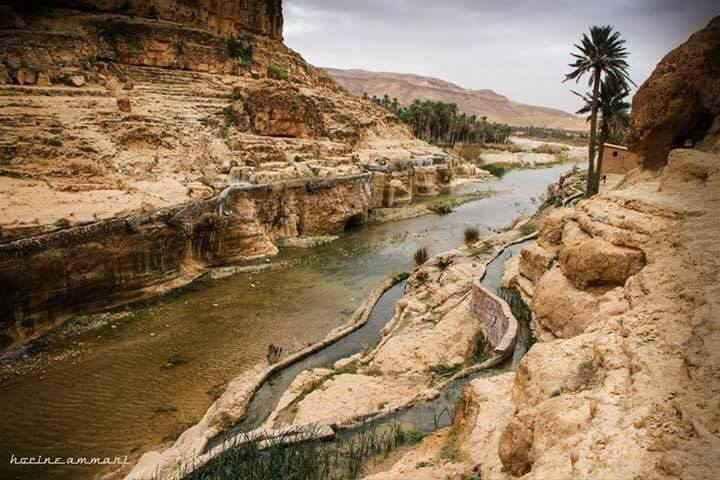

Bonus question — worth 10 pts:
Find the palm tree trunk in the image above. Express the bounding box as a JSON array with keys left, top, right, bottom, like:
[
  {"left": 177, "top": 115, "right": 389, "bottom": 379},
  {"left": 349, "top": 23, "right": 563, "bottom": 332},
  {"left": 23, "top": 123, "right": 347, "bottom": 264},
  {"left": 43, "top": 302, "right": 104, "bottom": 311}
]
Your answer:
[
  {"left": 586, "top": 66, "right": 601, "bottom": 197},
  {"left": 595, "top": 134, "right": 606, "bottom": 194}
]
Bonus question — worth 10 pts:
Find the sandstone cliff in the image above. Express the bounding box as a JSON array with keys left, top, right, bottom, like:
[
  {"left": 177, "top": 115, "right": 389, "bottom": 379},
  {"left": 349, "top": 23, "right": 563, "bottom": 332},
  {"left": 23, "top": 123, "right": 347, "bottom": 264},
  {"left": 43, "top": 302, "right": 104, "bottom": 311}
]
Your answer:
[
  {"left": 627, "top": 15, "right": 720, "bottom": 169},
  {"left": 0, "top": 1, "right": 475, "bottom": 349}
]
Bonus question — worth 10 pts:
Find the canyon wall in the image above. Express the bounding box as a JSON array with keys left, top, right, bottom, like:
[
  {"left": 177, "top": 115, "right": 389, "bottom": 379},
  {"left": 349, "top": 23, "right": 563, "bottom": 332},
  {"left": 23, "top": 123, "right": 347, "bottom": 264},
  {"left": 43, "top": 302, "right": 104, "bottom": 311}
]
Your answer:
[
  {"left": 0, "top": 175, "right": 371, "bottom": 351},
  {"left": 3, "top": 0, "right": 283, "bottom": 39}
]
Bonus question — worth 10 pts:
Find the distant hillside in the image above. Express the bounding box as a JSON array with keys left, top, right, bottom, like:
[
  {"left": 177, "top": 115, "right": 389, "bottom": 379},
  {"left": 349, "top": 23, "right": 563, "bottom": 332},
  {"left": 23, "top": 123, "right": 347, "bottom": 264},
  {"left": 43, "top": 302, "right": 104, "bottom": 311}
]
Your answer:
[{"left": 324, "top": 68, "right": 587, "bottom": 131}]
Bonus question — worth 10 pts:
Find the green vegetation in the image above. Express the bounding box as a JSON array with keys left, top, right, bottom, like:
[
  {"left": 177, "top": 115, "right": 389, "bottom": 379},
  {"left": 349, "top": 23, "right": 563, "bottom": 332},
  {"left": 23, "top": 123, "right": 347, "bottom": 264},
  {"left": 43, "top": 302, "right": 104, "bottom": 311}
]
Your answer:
[
  {"left": 464, "top": 226, "right": 480, "bottom": 245},
  {"left": 406, "top": 430, "right": 427, "bottom": 444},
  {"left": 437, "top": 257, "right": 452, "bottom": 271},
  {"left": 471, "top": 335, "right": 488, "bottom": 364},
  {"left": 497, "top": 287, "right": 533, "bottom": 329},
  {"left": 370, "top": 96, "right": 511, "bottom": 146},
  {"left": 519, "top": 222, "right": 537, "bottom": 237},
  {"left": 392, "top": 271, "right": 410, "bottom": 283},
  {"left": 227, "top": 36, "right": 253, "bottom": 65},
  {"left": 511, "top": 126, "right": 588, "bottom": 145},
  {"left": 414, "top": 246, "right": 429, "bottom": 266},
  {"left": 481, "top": 163, "right": 507, "bottom": 178},
  {"left": 565, "top": 25, "right": 633, "bottom": 197},
  {"left": 183, "top": 421, "right": 411, "bottom": 480},
  {"left": 267, "top": 63, "right": 289, "bottom": 81},
  {"left": 428, "top": 199, "right": 455, "bottom": 215}
]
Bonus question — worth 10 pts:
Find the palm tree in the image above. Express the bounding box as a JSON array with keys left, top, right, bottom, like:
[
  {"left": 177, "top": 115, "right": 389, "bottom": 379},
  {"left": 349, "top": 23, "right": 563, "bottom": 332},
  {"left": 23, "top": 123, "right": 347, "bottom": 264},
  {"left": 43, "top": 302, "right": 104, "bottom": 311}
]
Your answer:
[
  {"left": 575, "top": 77, "right": 631, "bottom": 193},
  {"left": 565, "top": 25, "right": 633, "bottom": 196}
]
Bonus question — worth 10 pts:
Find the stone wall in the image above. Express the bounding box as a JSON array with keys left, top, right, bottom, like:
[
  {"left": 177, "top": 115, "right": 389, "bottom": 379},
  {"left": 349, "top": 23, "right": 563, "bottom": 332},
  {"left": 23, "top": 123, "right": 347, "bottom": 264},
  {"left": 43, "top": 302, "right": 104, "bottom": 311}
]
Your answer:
[
  {"left": 470, "top": 279, "right": 517, "bottom": 353},
  {"left": 0, "top": 174, "right": 371, "bottom": 351}
]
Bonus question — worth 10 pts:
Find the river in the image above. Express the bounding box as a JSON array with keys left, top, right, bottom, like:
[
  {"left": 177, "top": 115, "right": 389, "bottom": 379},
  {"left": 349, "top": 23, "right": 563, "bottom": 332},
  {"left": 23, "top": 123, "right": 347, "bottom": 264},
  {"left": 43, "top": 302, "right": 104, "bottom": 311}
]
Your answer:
[{"left": 0, "top": 164, "right": 572, "bottom": 480}]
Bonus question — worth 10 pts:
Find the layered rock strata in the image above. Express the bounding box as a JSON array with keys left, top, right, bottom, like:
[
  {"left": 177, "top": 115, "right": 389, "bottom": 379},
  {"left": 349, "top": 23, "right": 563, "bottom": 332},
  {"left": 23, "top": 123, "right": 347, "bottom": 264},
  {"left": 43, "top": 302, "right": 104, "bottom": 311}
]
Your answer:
[{"left": 0, "top": 175, "right": 370, "bottom": 351}]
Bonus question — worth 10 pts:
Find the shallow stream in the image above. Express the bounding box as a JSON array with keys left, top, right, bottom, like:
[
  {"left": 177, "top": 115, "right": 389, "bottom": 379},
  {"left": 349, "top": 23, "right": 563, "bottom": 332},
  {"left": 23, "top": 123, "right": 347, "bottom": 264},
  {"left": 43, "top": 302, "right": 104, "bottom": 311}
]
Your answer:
[{"left": 0, "top": 165, "right": 571, "bottom": 480}]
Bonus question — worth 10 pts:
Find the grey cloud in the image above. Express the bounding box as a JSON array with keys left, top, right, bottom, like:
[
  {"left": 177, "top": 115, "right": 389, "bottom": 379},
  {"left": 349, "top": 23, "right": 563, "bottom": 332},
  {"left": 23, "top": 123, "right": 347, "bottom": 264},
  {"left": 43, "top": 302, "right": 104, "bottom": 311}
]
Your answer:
[{"left": 285, "top": 0, "right": 718, "bottom": 113}]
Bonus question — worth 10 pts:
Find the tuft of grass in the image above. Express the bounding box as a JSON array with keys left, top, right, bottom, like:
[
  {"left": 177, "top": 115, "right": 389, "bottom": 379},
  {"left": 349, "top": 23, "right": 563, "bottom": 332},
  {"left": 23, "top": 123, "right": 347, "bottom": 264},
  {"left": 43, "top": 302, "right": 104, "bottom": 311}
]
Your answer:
[
  {"left": 267, "top": 343, "right": 283, "bottom": 364},
  {"left": 183, "top": 421, "right": 411, "bottom": 480},
  {"left": 407, "top": 430, "right": 426, "bottom": 444},
  {"left": 267, "top": 63, "right": 289, "bottom": 81},
  {"left": 429, "top": 363, "right": 463, "bottom": 378},
  {"left": 464, "top": 226, "right": 480, "bottom": 245},
  {"left": 519, "top": 222, "right": 537, "bottom": 237},
  {"left": 392, "top": 271, "right": 410, "bottom": 283},
  {"left": 437, "top": 257, "right": 452, "bottom": 271},
  {"left": 414, "top": 246, "right": 429, "bottom": 266},
  {"left": 428, "top": 199, "right": 457, "bottom": 215}
]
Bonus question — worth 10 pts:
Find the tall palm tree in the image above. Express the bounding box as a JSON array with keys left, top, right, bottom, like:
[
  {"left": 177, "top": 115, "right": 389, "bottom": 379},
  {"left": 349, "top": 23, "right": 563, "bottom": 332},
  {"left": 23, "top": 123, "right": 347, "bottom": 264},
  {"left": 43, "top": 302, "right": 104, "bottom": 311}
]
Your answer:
[
  {"left": 575, "top": 77, "right": 631, "bottom": 193},
  {"left": 565, "top": 25, "right": 633, "bottom": 196}
]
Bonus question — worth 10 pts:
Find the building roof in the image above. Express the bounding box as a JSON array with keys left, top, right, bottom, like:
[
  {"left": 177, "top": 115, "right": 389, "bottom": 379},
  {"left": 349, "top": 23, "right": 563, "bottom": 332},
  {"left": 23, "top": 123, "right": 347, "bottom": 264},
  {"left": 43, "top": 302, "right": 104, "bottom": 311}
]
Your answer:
[{"left": 604, "top": 143, "right": 628, "bottom": 151}]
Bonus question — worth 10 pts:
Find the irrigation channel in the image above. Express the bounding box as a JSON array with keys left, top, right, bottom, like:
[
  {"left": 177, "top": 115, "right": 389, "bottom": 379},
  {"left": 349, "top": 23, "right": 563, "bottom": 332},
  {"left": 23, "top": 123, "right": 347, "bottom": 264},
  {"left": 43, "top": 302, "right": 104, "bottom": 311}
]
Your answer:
[
  {"left": 0, "top": 163, "right": 573, "bottom": 480},
  {"left": 192, "top": 238, "right": 535, "bottom": 479}
]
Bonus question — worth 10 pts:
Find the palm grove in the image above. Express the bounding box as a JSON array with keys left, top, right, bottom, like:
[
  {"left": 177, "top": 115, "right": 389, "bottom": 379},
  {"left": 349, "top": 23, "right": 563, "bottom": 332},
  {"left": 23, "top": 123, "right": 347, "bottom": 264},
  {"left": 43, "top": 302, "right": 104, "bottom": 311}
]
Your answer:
[
  {"left": 366, "top": 95, "right": 513, "bottom": 146},
  {"left": 565, "top": 25, "right": 633, "bottom": 196}
]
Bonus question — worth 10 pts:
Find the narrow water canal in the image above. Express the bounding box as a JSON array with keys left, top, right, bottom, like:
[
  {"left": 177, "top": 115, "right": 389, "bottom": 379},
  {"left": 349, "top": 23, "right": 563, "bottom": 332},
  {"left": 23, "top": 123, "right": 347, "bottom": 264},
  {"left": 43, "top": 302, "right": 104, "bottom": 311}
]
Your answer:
[{"left": 0, "top": 164, "right": 572, "bottom": 480}]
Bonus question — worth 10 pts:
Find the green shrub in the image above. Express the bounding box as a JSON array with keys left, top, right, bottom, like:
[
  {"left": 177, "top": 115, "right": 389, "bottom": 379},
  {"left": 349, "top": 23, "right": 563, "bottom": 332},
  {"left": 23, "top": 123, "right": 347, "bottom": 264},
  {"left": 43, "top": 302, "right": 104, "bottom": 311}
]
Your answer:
[
  {"left": 464, "top": 226, "right": 480, "bottom": 245},
  {"left": 483, "top": 163, "right": 507, "bottom": 178},
  {"left": 414, "top": 246, "right": 429, "bottom": 266},
  {"left": 267, "top": 63, "right": 289, "bottom": 81},
  {"left": 226, "top": 36, "right": 253, "bottom": 65}
]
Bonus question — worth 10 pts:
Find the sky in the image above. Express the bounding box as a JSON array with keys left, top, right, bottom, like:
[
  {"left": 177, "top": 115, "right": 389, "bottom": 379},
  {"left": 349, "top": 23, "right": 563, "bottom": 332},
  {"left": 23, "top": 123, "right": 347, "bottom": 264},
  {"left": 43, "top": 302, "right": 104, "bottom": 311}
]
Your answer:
[{"left": 283, "top": 0, "right": 718, "bottom": 114}]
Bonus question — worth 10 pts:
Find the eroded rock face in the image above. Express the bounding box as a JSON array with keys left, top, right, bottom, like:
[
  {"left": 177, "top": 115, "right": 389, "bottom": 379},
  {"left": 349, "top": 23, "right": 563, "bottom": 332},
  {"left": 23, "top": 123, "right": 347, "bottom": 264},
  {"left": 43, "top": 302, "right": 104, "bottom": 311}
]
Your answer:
[
  {"left": 627, "top": 15, "right": 720, "bottom": 169},
  {"left": 233, "top": 83, "right": 326, "bottom": 138},
  {"left": 559, "top": 237, "right": 645, "bottom": 288},
  {"left": 0, "top": 175, "right": 370, "bottom": 350},
  {"left": 7, "top": 0, "right": 283, "bottom": 39},
  {"left": 458, "top": 149, "right": 720, "bottom": 479}
]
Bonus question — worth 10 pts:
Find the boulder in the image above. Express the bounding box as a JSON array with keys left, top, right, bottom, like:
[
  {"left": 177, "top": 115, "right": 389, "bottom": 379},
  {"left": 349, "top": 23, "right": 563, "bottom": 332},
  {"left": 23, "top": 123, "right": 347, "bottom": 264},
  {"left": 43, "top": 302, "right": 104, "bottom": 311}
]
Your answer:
[
  {"left": 36, "top": 72, "right": 52, "bottom": 87},
  {"left": 532, "top": 267, "right": 599, "bottom": 339},
  {"left": 117, "top": 96, "right": 132, "bottom": 113},
  {"left": 519, "top": 243, "right": 556, "bottom": 283},
  {"left": 0, "top": 64, "right": 10, "bottom": 84},
  {"left": 16, "top": 69, "right": 36, "bottom": 85},
  {"left": 105, "top": 77, "right": 121, "bottom": 91},
  {"left": 498, "top": 417, "right": 534, "bottom": 476},
  {"left": 559, "top": 237, "right": 645, "bottom": 288},
  {"left": 69, "top": 75, "right": 86, "bottom": 87},
  {"left": 627, "top": 15, "right": 720, "bottom": 169}
]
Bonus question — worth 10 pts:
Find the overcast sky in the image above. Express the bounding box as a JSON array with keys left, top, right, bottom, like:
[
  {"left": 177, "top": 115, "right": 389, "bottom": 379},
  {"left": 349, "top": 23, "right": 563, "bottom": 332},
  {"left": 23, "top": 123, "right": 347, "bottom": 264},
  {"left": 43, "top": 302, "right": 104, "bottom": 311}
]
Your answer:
[{"left": 284, "top": 0, "right": 717, "bottom": 114}]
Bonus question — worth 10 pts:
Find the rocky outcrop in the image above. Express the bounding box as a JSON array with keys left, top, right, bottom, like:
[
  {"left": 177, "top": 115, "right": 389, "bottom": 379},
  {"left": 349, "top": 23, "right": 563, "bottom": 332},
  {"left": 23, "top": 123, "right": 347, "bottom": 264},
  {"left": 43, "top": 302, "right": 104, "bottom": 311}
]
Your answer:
[
  {"left": 455, "top": 148, "right": 720, "bottom": 479},
  {"left": 5, "top": 0, "right": 283, "bottom": 39},
  {"left": 0, "top": 175, "right": 370, "bottom": 351},
  {"left": 627, "top": 15, "right": 720, "bottom": 169}
]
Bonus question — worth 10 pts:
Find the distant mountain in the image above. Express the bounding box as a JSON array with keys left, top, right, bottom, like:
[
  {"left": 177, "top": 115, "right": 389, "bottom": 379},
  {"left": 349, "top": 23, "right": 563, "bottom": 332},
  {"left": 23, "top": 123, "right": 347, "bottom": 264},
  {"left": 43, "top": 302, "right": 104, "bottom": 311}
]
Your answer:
[{"left": 324, "top": 68, "right": 587, "bottom": 131}]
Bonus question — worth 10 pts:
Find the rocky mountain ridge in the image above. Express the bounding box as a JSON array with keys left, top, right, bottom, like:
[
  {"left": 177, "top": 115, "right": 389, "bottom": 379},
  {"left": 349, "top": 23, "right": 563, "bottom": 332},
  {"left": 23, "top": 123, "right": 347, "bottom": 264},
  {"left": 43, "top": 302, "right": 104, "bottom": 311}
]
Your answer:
[{"left": 325, "top": 68, "right": 588, "bottom": 131}]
